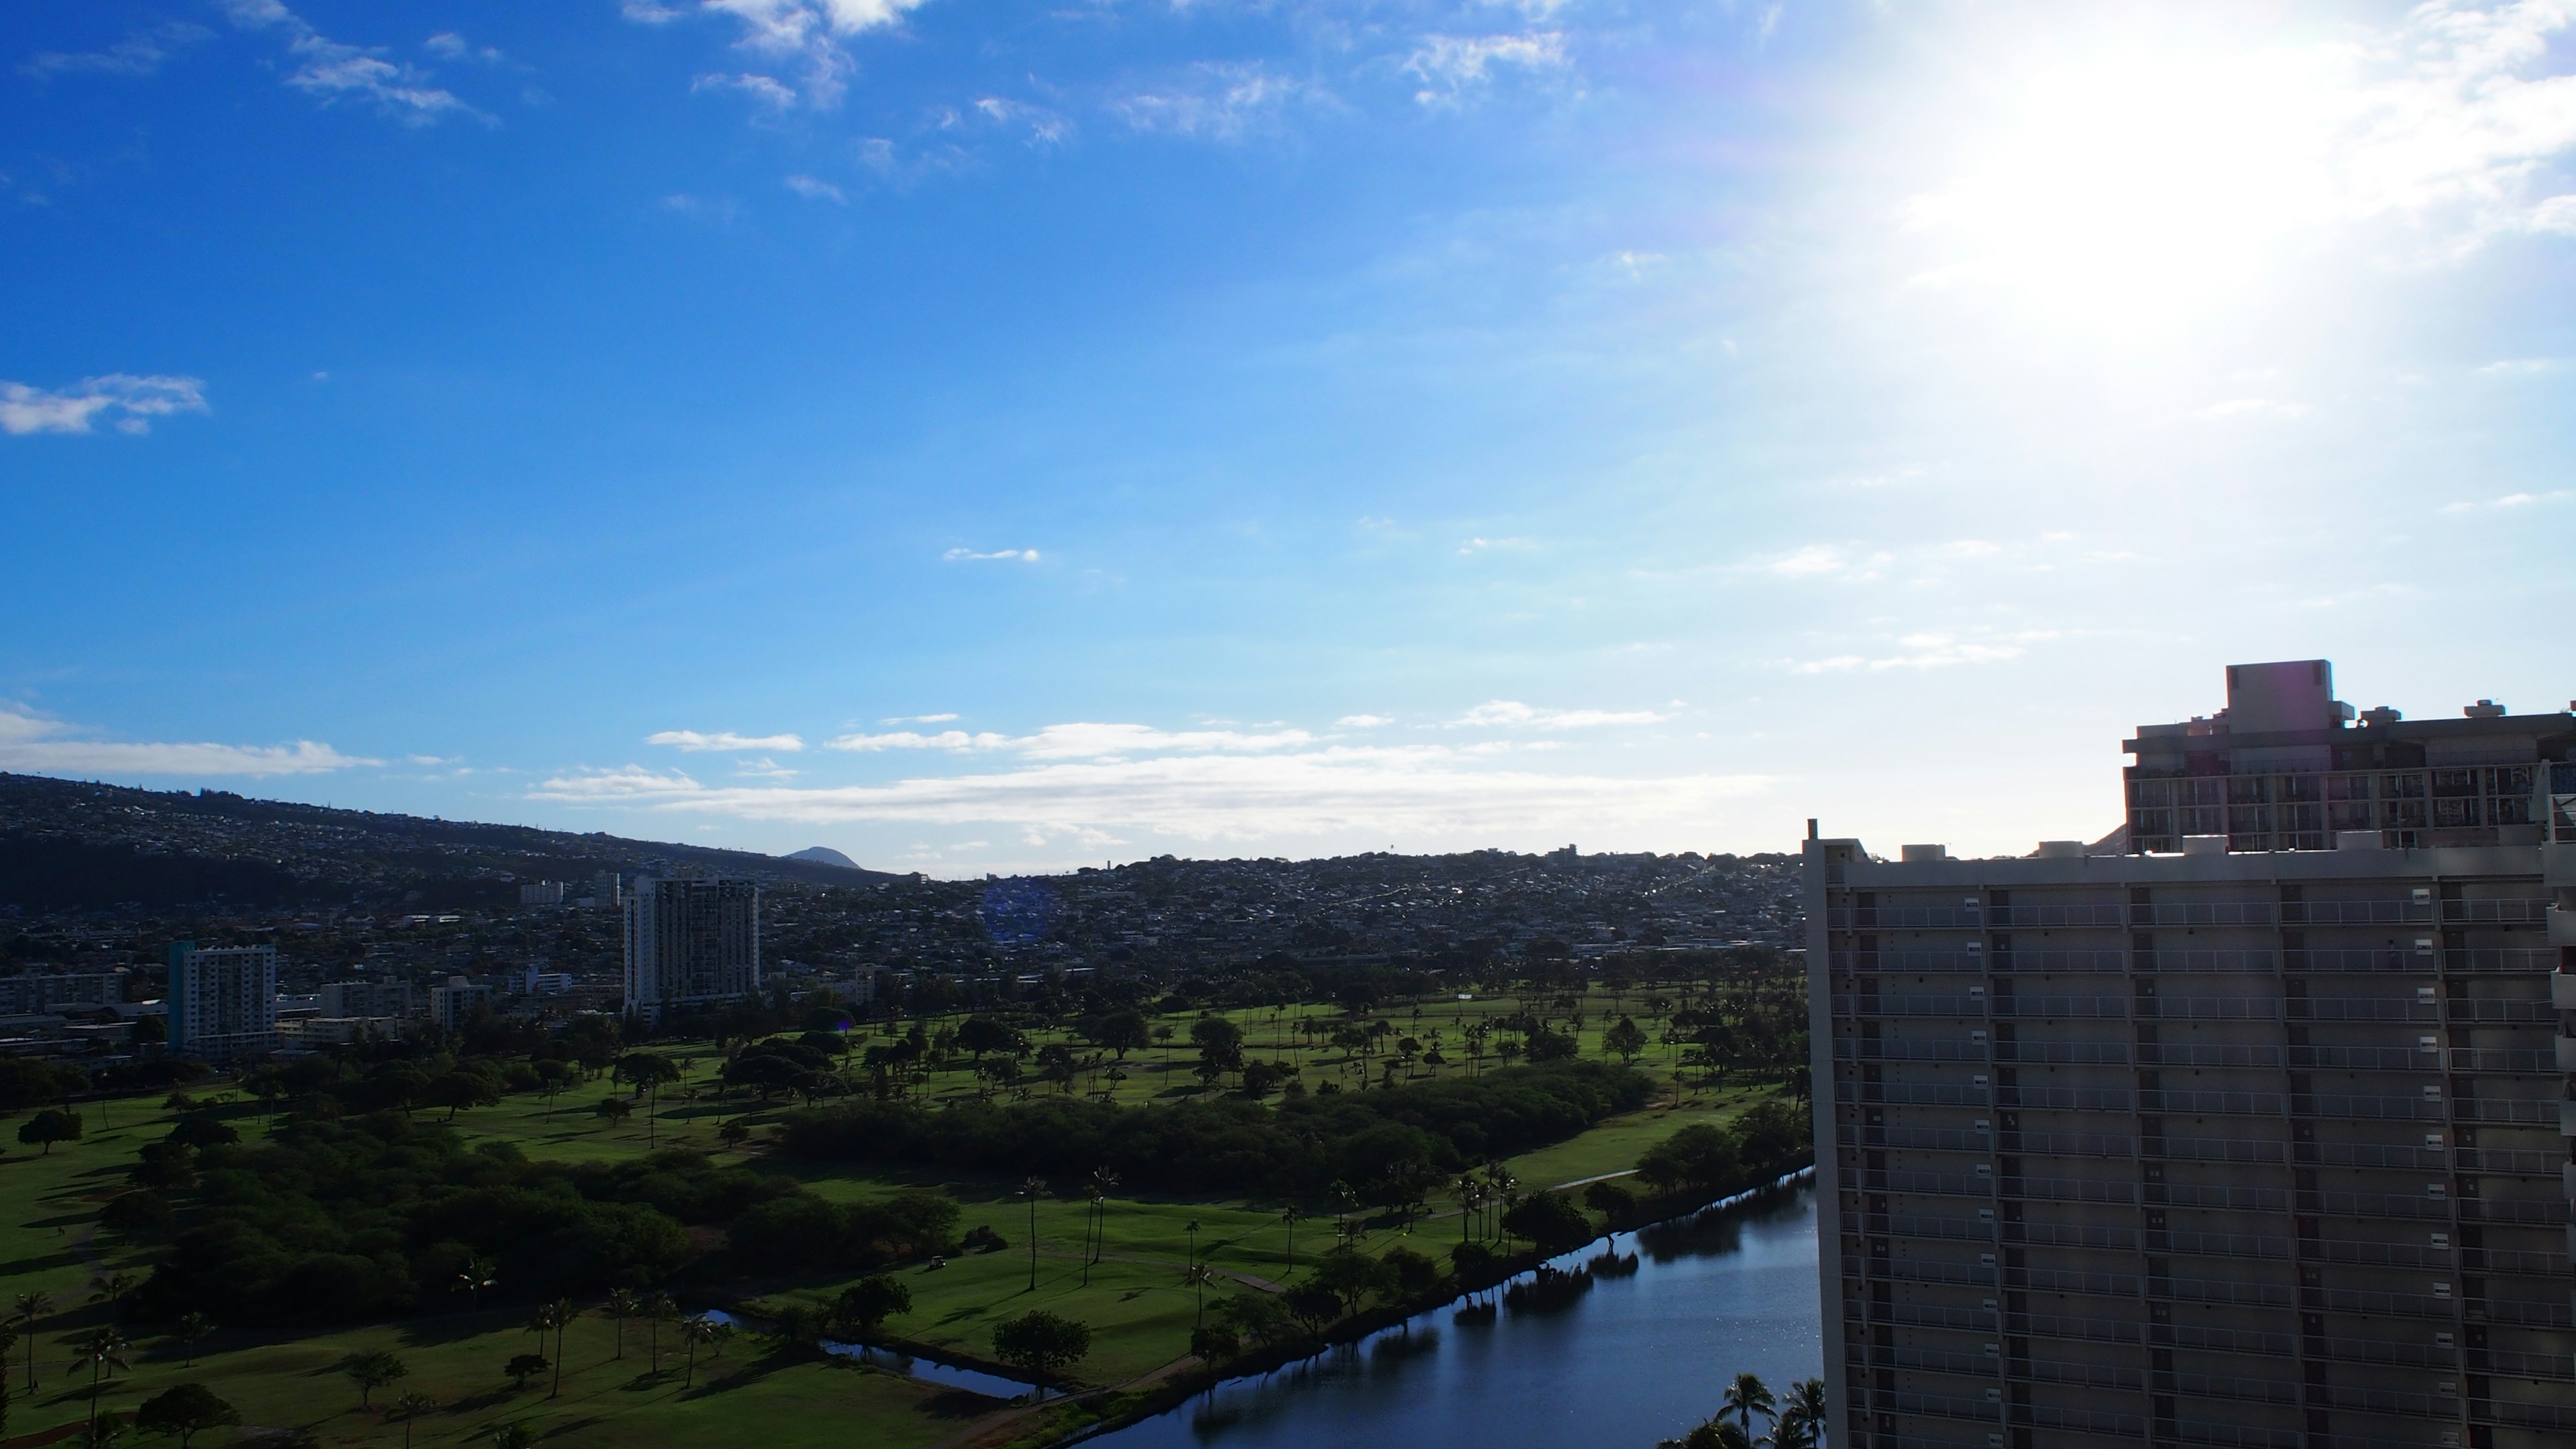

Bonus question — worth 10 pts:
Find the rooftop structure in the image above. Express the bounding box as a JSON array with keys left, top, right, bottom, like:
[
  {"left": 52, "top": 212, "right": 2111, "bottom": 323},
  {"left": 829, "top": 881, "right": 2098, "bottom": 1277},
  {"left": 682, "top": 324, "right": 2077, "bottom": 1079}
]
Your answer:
[{"left": 2124, "top": 659, "right": 2575, "bottom": 855}]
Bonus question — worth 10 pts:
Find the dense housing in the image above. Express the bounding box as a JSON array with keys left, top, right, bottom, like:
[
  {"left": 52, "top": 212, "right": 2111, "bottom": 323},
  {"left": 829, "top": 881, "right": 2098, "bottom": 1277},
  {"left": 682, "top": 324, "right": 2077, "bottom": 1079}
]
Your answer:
[{"left": 1808, "top": 661, "right": 2576, "bottom": 1449}]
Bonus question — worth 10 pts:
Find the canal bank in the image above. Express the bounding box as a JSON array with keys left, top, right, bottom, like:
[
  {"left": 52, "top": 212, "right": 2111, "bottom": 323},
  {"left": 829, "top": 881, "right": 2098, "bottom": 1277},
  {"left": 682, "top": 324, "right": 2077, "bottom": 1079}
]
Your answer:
[{"left": 1069, "top": 1175, "right": 1821, "bottom": 1449}]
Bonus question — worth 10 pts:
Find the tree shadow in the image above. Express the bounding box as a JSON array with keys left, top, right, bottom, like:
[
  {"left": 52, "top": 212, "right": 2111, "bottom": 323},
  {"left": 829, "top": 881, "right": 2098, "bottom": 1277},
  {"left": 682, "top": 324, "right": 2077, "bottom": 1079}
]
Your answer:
[{"left": 916, "top": 1389, "right": 1008, "bottom": 1421}]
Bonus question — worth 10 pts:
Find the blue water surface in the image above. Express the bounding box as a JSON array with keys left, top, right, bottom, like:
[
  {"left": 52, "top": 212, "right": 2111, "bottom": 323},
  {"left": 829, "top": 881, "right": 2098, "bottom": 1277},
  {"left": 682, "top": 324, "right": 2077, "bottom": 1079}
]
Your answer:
[{"left": 1086, "top": 1184, "right": 1821, "bottom": 1449}]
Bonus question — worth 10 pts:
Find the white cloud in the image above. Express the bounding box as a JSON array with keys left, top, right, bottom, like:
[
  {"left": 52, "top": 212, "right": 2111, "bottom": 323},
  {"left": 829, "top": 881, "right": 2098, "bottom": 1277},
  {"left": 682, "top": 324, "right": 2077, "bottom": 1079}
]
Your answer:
[
  {"left": 826, "top": 722, "right": 1317, "bottom": 758},
  {"left": 880, "top": 712, "right": 959, "bottom": 724},
  {"left": 424, "top": 32, "right": 504, "bottom": 65},
  {"left": 784, "top": 173, "right": 847, "bottom": 203},
  {"left": 2476, "top": 356, "right": 2564, "bottom": 376},
  {"left": 647, "top": 0, "right": 932, "bottom": 111},
  {"left": 2440, "top": 488, "right": 2569, "bottom": 513},
  {"left": 647, "top": 729, "right": 807, "bottom": 752},
  {"left": 23, "top": 23, "right": 210, "bottom": 78},
  {"left": 968, "top": 96, "right": 1072, "bottom": 148},
  {"left": 1457, "top": 536, "right": 1529, "bottom": 554},
  {"left": 1452, "top": 701, "right": 1668, "bottom": 729},
  {"left": 734, "top": 757, "right": 800, "bottom": 780},
  {"left": 943, "top": 547, "right": 1040, "bottom": 561},
  {"left": 694, "top": 72, "right": 799, "bottom": 109},
  {"left": 1337, "top": 714, "right": 1392, "bottom": 728},
  {"left": 0, "top": 375, "right": 207, "bottom": 436},
  {"left": 219, "top": 0, "right": 484, "bottom": 125},
  {"left": 1113, "top": 62, "right": 1315, "bottom": 141},
  {"left": 828, "top": 729, "right": 1013, "bottom": 752},
  {"left": 1767, "top": 545, "right": 1852, "bottom": 578},
  {"left": 1403, "top": 32, "right": 1566, "bottom": 107},
  {"left": 535, "top": 749, "right": 1769, "bottom": 843},
  {"left": 0, "top": 705, "right": 375, "bottom": 777}
]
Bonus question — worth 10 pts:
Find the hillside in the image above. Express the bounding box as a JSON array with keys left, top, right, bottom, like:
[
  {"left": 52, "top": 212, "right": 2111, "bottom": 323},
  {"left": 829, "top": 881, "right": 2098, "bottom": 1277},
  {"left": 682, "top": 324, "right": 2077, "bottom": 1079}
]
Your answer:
[{"left": 0, "top": 771, "right": 890, "bottom": 912}]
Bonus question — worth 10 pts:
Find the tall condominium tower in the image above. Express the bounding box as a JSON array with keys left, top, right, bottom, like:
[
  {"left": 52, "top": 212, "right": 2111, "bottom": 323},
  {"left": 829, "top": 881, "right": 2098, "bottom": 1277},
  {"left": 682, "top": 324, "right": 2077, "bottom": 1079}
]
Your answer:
[
  {"left": 166, "top": 943, "right": 279, "bottom": 1058},
  {"left": 1807, "top": 661, "right": 2576, "bottom": 1449},
  {"left": 622, "top": 876, "right": 760, "bottom": 1021}
]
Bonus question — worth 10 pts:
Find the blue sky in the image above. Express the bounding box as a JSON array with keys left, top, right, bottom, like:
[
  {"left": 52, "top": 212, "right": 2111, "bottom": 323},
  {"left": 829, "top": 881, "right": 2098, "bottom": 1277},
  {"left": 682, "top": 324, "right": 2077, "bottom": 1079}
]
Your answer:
[{"left": 4, "top": 0, "right": 2573, "bottom": 875}]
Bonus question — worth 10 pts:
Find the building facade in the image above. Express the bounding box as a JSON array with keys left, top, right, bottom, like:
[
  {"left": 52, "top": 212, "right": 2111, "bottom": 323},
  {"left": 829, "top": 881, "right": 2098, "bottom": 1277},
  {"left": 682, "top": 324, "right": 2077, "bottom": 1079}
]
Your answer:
[
  {"left": 319, "top": 979, "right": 415, "bottom": 1019},
  {"left": 0, "top": 971, "right": 127, "bottom": 1015},
  {"left": 1808, "top": 662, "right": 2576, "bottom": 1449},
  {"left": 166, "top": 943, "right": 278, "bottom": 1058},
  {"left": 622, "top": 877, "right": 760, "bottom": 1020}
]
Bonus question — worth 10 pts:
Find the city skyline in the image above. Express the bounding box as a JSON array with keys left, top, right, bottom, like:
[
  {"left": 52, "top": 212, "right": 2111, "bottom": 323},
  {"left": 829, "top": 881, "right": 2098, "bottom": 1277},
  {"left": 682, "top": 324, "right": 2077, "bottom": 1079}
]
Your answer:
[{"left": 5, "top": 1, "right": 2575, "bottom": 875}]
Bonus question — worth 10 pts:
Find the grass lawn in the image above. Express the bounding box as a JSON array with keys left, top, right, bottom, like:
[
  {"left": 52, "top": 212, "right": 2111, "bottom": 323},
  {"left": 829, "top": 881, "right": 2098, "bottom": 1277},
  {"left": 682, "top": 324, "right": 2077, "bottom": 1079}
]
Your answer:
[{"left": 0, "top": 985, "right": 1795, "bottom": 1448}]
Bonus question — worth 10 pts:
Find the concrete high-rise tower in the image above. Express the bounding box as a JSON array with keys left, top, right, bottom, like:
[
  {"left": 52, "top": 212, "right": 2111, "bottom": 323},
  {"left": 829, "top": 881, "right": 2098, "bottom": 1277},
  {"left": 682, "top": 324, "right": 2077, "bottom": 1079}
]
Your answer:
[
  {"left": 1807, "top": 662, "right": 2576, "bottom": 1449},
  {"left": 621, "top": 877, "right": 760, "bottom": 1021}
]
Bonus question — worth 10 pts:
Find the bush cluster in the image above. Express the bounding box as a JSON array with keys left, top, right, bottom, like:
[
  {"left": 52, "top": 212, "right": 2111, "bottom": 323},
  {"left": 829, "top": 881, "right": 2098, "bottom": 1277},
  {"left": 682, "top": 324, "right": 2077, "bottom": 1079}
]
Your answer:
[
  {"left": 127, "top": 1114, "right": 814, "bottom": 1325},
  {"left": 773, "top": 1061, "right": 1656, "bottom": 1199}
]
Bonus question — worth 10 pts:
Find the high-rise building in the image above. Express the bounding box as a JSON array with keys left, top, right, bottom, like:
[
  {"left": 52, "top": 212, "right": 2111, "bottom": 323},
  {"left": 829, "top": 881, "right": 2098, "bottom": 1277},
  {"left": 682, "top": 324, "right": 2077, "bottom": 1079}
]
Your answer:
[
  {"left": 623, "top": 877, "right": 760, "bottom": 1020},
  {"left": 427, "top": 976, "right": 495, "bottom": 1030},
  {"left": 1807, "top": 661, "right": 2576, "bottom": 1449},
  {"left": 166, "top": 943, "right": 278, "bottom": 1058}
]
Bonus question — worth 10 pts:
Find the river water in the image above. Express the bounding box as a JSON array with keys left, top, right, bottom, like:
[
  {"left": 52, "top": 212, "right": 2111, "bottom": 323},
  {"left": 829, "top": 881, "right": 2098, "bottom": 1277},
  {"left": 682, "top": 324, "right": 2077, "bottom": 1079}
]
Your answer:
[{"left": 1085, "top": 1181, "right": 1821, "bottom": 1449}]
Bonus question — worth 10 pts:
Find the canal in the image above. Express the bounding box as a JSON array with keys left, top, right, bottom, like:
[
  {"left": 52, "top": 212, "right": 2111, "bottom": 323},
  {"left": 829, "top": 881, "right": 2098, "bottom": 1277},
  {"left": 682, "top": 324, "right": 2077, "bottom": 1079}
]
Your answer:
[{"left": 1083, "top": 1181, "right": 1821, "bottom": 1449}]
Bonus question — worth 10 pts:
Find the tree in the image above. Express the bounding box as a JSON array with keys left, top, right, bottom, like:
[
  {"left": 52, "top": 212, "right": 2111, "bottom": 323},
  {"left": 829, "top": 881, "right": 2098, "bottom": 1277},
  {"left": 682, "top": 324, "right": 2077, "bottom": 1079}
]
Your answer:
[
  {"left": 679, "top": 1316, "right": 722, "bottom": 1387},
  {"left": 1311, "top": 1248, "right": 1397, "bottom": 1316},
  {"left": 590, "top": 1096, "right": 632, "bottom": 1126},
  {"left": 603, "top": 1289, "right": 639, "bottom": 1358},
  {"left": 1015, "top": 1177, "right": 1046, "bottom": 1291},
  {"left": 454, "top": 1258, "right": 497, "bottom": 1309},
  {"left": 13, "top": 1291, "right": 52, "bottom": 1390},
  {"left": 641, "top": 1292, "right": 677, "bottom": 1375},
  {"left": 1774, "top": 1377, "right": 1827, "bottom": 1449},
  {"left": 830, "top": 1277, "right": 912, "bottom": 1341},
  {"left": 83, "top": 1409, "right": 131, "bottom": 1449},
  {"left": 613, "top": 1052, "right": 682, "bottom": 1148},
  {"left": 954, "top": 1017, "right": 1023, "bottom": 1063},
  {"left": 19, "top": 1109, "right": 80, "bottom": 1155},
  {"left": 527, "top": 1299, "right": 572, "bottom": 1397},
  {"left": 1189, "top": 1324, "right": 1240, "bottom": 1365},
  {"left": 1720, "top": 1372, "right": 1776, "bottom": 1438},
  {"left": 990, "top": 1311, "right": 1090, "bottom": 1398},
  {"left": 339, "top": 1350, "right": 408, "bottom": 1408},
  {"left": 168, "top": 1313, "right": 213, "bottom": 1368},
  {"left": 492, "top": 1423, "right": 537, "bottom": 1449},
  {"left": 387, "top": 1393, "right": 437, "bottom": 1449},
  {"left": 87, "top": 1273, "right": 138, "bottom": 1320},
  {"left": 76, "top": 1328, "right": 131, "bottom": 1439},
  {"left": 135, "top": 1384, "right": 238, "bottom": 1449},
  {"left": 1087, "top": 1010, "right": 1150, "bottom": 1061},
  {"left": 1604, "top": 1016, "right": 1648, "bottom": 1063},
  {"left": 1499, "top": 1191, "right": 1593, "bottom": 1254},
  {"left": 504, "top": 1354, "right": 549, "bottom": 1392},
  {"left": 717, "top": 1120, "right": 750, "bottom": 1150}
]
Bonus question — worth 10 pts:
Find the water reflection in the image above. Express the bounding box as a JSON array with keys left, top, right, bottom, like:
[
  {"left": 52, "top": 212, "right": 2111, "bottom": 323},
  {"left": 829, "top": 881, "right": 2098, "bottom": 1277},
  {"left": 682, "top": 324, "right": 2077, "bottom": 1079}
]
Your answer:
[{"left": 1089, "top": 1181, "right": 1819, "bottom": 1449}]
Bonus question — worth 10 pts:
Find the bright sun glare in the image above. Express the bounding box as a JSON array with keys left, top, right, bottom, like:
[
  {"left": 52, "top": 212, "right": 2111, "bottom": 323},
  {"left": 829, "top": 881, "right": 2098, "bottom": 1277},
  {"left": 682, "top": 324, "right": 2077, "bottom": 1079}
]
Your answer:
[{"left": 1900, "top": 36, "right": 2351, "bottom": 335}]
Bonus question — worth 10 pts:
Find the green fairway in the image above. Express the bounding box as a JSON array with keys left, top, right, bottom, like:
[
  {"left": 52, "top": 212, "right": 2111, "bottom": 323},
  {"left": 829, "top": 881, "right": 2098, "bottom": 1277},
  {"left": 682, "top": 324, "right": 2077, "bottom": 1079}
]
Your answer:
[{"left": 0, "top": 979, "right": 1803, "bottom": 1449}]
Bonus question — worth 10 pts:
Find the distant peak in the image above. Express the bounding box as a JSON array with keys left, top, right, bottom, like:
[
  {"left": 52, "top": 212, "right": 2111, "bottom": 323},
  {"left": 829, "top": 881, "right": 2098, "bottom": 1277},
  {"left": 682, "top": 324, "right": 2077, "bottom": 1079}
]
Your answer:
[{"left": 784, "top": 845, "right": 861, "bottom": 869}]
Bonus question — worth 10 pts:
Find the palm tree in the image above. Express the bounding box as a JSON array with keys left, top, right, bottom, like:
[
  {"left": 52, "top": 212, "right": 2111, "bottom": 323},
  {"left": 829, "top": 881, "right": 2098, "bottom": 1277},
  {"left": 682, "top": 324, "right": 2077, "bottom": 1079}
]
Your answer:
[
  {"left": 1181, "top": 1263, "right": 1216, "bottom": 1326},
  {"left": 169, "top": 1313, "right": 213, "bottom": 1368},
  {"left": 642, "top": 1293, "right": 677, "bottom": 1375},
  {"left": 1183, "top": 1219, "right": 1202, "bottom": 1275},
  {"left": 75, "top": 1327, "right": 131, "bottom": 1439},
  {"left": 1015, "top": 1178, "right": 1046, "bottom": 1291},
  {"left": 455, "top": 1258, "right": 497, "bottom": 1311},
  {"left": 15, "top": 1292, "right": 53, "bottom": 1390},
  {"left": 604, "top": 1289, "right": 639, "bottom": 1359},
  {"left": 527, "top": 1300, "right": 571, "bottom": 1397},
  {"left": 680, "top": 1316, "right": 721, "bottom": 1387},
  {"left": 388, "top": 1393, "right": 437, "bottom": 1449},
  {"left": 1721, "top": 1373, "right": 1776, "bottom": 1439},
  {"left": 85, "top": 1275, "right": 136, "bottom": 1322},
  {"left": 1774, "top": 1377, "right": 1828, "bottom": 1449},
  {"left": 1279, "top": 1205, "right": 1306, "bottom": 1271}
]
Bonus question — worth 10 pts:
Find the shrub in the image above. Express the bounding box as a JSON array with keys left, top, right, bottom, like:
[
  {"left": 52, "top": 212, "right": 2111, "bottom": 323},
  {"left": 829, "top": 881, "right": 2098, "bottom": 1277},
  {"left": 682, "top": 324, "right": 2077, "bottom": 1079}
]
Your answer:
[{"left": 1500, "top": 1192, "right": 1594, "bottom": 1253}]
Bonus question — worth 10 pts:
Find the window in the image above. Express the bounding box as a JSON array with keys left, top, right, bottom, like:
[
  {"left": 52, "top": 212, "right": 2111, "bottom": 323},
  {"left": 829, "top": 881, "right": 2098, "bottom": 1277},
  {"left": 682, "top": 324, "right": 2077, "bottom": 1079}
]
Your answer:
[
  {"left": 2229, "top": 775, "right": 2269, "bottom": 804},
  {"left": 2433, "top": 798, "right": 2479, "bottom": 828},
  {"left": 2326, "top": 774, "right": 2373, "bottom": 802},
  {"left": 2382, "top": 773, "right": 2426, "bottom": 799},
  {"left": 2430, "top": 769, "right": 2478, "bottom": 798}
]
